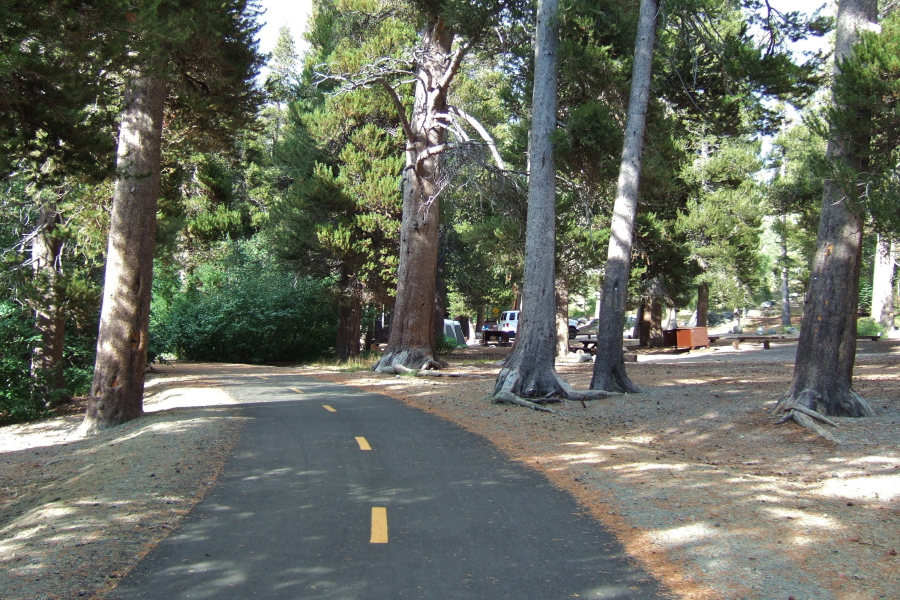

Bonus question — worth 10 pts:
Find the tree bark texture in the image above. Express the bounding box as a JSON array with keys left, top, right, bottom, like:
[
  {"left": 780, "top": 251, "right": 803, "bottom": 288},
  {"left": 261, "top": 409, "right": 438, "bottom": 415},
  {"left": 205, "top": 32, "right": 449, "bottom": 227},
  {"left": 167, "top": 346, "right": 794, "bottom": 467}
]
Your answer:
[
  {"left": 871, "top": 235, "right": 895, "bottom": 331},
  {"left": 777, "top": 0, "right": 878, "bottom": 419},
  {"left": 374, "top": 19, "right": 455, "bottom": 372},
  {"left": 780, "top": 214, "right": 793, "bottom": 329},
  {"left": 30, "top": 207, "right": 67, "bottom": 399},
  {"left": 434, "top": 264, "right": 448, "bottom": 343},
  {"left": 648, "top": 298, "right": 664, "bottom": 347},
  {"left": 555, "top": 278, "right": 570, "bottom": 357},
  {"left": 696, "top": 283, "right": 709, "bottom": 328},
  {"left": 80, "top": 75, "right": 166, "bottom": 434},
  {"left": 590, "top": 0, "right": 657, "bottom": 393},
  {"left": 494, "top": 0, "right": 573, "bottom": 399},
  {"left": 335, "top": 270, "right": 363, "bottom": 362},
  {"left": 637, "top": 300, "right": 651, "bottom": 347}
]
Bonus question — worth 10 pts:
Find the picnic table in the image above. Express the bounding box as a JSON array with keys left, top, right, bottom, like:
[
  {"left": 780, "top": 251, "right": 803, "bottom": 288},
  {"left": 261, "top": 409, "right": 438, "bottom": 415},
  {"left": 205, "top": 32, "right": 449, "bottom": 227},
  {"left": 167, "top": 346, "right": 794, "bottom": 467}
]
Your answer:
[
  {"left": 481, "top": 330, "right": 513, "bottom": 346},
  {"left": 570, "top": 339, "right": 598, "bottom": 354}
]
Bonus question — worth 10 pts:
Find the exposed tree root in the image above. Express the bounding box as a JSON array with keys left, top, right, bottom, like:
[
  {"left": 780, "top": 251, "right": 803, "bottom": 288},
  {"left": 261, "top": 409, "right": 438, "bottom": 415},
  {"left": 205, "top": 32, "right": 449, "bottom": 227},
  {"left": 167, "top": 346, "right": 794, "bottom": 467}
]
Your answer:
[
  {"left": 488, "top": 365, "right": 616, "bottom": 412},
  {"left": 374, "top": 364, "right": 476, "bottom": 378},
  {"left": 774, "top": 390, "right": 841, "bottom": 443},
  {"left": 373, "top": 349, "right": 447, "bottom": 374},
  {"left": 568, "top": 390, "right": 619, "bottom": 402},
  {"left": 590, "top": 359, "right": 640, "bottom": 394},
  {"left": 491, "top": 390, "right": 557, "bottom": 413}
]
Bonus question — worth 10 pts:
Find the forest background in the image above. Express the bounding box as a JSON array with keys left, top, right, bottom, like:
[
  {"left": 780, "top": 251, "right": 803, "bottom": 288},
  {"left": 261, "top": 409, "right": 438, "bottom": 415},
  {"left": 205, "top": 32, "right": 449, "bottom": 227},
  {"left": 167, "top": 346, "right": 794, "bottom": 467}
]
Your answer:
[{"left": 1, "top": 0, "right": 898, "bottom": 426}]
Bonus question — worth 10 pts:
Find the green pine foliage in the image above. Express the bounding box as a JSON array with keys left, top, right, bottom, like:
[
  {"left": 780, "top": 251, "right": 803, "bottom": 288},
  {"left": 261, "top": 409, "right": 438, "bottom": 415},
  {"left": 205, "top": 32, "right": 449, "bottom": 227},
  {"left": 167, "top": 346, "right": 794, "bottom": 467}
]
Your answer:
[
  {"left": 269, "top": 2, "right": 411, "bottom": 305},
  {"left": 675, "top": 137, "right": 765, "bottom": 306},
  {"left": 0, "top": 302, "right": 45, "bottom": 424},
  {"left": 828, "top": 10, "right": 900, "bottom": 236},
  {"left": 0, "top": 0, "right": 120, "bottom": 181}
]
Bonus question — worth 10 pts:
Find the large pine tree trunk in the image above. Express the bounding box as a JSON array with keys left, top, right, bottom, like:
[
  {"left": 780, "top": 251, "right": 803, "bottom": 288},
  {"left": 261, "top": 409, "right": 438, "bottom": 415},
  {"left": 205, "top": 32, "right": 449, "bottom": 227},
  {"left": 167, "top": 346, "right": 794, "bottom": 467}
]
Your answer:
[
  {"left": 776, "top": 0, "right": 878, "bottom": 420},
  {"left": 590, "top": 0, "right": 657, "bottom": 393},
  {"left": 30, "top": 207, "right": 67, "bottom": 401},
  {"left": 374, "top": 19, "right": 454, "bottom": 372},
  {"left": 493, "top": 0, "right": 574, "bottom": 399},
  {"left": 696, "top": 282, "right": 709, "bottom": 328},
  {"left": 871, "top": 235, "right": 895, "bottom": 331},
  {"left": 79, "top": 75, "right": 166, "bottom": 434}
]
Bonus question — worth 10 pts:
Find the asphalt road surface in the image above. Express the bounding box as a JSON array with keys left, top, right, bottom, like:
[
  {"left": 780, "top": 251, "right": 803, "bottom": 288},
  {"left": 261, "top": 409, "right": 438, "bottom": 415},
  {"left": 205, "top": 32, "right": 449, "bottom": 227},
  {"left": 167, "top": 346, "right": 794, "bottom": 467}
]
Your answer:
[{"left": 109, "top": 374, "right": 667, "bottom": 599}]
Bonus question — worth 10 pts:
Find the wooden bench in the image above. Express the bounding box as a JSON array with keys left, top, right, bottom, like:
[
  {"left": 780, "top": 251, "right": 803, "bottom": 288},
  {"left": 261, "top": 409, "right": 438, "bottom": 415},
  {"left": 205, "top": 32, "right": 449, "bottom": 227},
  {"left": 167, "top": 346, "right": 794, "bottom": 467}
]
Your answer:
[
  {"left": 731, "top": 333, "right": 880, "bottom": 348},
  {"left": 732, "top": 335, "right": 785, "bottom": 349}
]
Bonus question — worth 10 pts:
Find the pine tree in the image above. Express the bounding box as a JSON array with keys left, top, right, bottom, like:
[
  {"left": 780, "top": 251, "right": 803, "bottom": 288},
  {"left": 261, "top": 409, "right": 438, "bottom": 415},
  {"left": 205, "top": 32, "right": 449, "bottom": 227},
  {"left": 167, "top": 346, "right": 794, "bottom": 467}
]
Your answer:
[
  {"left": 775, "top": 0, "right": 880, "bottom": 431},
  {"left": 0, "top": 0, "right": 119, "bottom": 180},
  {"left": 80, "top": 0, "right": 263, "bottom": 434}
]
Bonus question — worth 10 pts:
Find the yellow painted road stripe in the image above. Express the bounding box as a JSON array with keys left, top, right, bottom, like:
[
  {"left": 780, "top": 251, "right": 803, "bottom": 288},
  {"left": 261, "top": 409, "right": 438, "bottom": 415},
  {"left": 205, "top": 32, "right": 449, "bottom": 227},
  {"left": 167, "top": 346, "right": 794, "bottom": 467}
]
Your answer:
[
  {"left": 355, "top": 436, "right": 372, "bottom": 451},
  {"left": 371, "top": 507, "right": 388, "bottom": 543},
  {"left": 290, "top": 387, "right": 304, "bottom": 394},
  {"left": 323, "top": 405, "right": 337, "bottom": 412}
]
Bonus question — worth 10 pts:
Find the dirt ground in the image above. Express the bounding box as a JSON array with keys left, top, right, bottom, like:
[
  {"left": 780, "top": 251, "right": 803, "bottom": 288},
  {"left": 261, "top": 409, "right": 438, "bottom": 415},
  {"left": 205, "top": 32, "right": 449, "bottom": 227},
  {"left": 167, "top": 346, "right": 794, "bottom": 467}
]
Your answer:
[{"left": 0, "top": 338, "right": 898, "bottom": 600}]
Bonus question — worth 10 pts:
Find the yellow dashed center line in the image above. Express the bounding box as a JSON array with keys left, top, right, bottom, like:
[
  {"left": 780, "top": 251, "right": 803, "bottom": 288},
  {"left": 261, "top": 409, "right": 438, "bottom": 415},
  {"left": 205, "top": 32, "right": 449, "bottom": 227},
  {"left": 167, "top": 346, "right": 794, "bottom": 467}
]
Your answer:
[
  {"left": 355, "top": 437, "right": 371, "bottom": 451},
  {"left": 322, "top": 405, "right": 337, "bottom": 412},
  {"left": 290, "top": 387, "right": 304, "bottom": 394},
  {"left": 370, "top": 507, "right": 388, "bottom": 543}
]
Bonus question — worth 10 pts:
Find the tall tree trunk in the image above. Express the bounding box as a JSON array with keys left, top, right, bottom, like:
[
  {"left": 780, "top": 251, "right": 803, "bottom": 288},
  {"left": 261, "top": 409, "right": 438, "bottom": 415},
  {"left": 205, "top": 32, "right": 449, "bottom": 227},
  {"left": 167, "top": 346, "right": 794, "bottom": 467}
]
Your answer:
[
  {"left": 30, "top": 207, "right": 67, "bottom": 401},
  {"left": 637, "top": 299, "right": 650, "bottom": 347},
  {"left": 434, "top": 263, "right": 448, "bottom": 344},
  {"left": 374, "top": 18, "right": 456, "bottom": 372},
  {"left": 590, "top": 0, "right": 658, "bottom": 393},
  {"left": 335, "top": 270, "right": 363, "bottom": 362},
  {"left": 79, "top": 75, "right": 166, "bottom": 435},
  {"left": 780, "top": 214, "right": 792, "bottom": 329},
  {"left": 696, "top": 282, "right": 709, "bottom": 328},
  {"left": 494, "top": 0, "right": 574, "bottom": 399},
  {"left": 871, "top": 235, "right": 895, "bottom": 331},
  {"left": 555, "top": 277, "right": 570, "bottom": 358},
  {"left": 776, "top": 0, "right": 878, "bottom": 419},
  {"left": 475, "top": 305, "right": 485, "bottom": 336},
  {"left": 648, "top": 298, "right": 664, "bottom": 348}
]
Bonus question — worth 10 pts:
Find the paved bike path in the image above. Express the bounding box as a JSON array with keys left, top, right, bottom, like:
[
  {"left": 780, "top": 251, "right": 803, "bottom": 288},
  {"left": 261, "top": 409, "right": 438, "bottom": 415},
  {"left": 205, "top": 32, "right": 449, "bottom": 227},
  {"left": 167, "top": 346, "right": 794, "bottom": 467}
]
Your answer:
[{"left": 109, "top": 374, "right": 665, "bottom": 599}]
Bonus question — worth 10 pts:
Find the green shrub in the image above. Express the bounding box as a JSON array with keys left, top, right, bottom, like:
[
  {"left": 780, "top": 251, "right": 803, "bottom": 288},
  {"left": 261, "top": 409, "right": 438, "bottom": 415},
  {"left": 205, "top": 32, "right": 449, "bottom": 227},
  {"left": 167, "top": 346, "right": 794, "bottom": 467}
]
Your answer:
[
  {"left": 151, "top": 241, "right": 338, "bottom": 364},
  {"left": 0, "top": 302, "right": 47, "bottom": 424},
  {"left": 857, "top": 317, "right": 884, "bottom": 337},
  {"left": 435, "top": 335, "right": 458, "bottom": 355}
]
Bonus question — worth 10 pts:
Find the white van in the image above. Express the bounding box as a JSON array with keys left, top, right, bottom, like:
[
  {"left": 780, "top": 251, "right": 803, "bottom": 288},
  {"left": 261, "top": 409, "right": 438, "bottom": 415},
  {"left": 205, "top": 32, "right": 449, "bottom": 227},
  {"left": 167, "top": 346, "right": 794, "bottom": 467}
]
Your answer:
[{"left": 499, "top": 310, "right": 520, "bottom": 337}]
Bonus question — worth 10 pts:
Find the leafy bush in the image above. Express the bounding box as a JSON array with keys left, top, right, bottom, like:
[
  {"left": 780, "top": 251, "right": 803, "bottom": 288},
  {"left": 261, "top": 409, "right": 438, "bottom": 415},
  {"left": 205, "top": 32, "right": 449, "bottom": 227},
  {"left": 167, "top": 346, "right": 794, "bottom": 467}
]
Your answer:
[
  {"left": 857, "top": 317, "right": 884, "bottom": 337},
  {"left": 152, "top": 241, "right": 338, "bottom": 364},
  {"left": 0, "top": 302, "right": 47, "bottom": 424},
  {"left": 435, "top": 335, "right": 458, "bottom": 355}
]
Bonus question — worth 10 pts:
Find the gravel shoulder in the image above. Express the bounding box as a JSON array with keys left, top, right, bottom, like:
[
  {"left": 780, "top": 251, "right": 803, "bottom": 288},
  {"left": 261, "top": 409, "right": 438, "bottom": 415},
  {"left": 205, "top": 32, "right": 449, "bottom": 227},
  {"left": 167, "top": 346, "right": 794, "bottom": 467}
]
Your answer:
[{"left": 0, "top": 342, "right": 897, "bottom": 600}]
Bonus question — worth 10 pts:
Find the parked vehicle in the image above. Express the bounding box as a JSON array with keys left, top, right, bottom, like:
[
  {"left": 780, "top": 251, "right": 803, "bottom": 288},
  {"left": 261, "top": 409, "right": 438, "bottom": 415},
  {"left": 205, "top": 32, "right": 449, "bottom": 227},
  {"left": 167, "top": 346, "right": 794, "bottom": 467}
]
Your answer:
[
  {"left": 499, "top": 310, "right": 519, "bottom": 337},
  {"left": 498, "top": 310, "right": 580, "bottom": 339}
]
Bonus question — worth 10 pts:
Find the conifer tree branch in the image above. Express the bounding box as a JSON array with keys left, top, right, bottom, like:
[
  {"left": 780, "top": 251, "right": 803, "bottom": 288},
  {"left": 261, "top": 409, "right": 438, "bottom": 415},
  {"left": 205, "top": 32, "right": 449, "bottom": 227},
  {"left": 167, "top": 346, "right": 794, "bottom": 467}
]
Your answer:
[
  {"left": 447, "top": 106, "right": 506, "bottom": 171},
  {"left": 377, "top": 79, "right": 416, "bottom": 143},
  {"left": 438, "top": 39, "right": 474, "bottom": 92}
]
